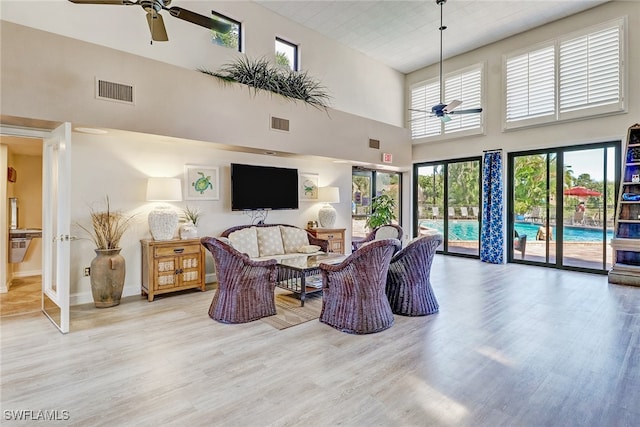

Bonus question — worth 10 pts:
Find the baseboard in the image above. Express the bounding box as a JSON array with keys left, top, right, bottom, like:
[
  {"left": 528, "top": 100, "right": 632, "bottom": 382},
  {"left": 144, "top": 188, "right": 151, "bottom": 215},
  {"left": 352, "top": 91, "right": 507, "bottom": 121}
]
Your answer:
[
  {"left": 11, "top": 270, "right": 42, "bottom": 279},
  {"left": 71, "top": 273, "right": 217, "bottom": 306}
]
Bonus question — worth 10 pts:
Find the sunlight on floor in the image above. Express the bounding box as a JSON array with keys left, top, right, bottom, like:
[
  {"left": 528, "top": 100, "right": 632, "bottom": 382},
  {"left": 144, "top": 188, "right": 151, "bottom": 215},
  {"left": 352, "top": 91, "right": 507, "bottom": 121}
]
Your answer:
[
  {"left": 476, "top": 345, "right": 516, "bottom": 368},
  {"left": 407, "top": 374, "right": 469, "bottom": 425}
]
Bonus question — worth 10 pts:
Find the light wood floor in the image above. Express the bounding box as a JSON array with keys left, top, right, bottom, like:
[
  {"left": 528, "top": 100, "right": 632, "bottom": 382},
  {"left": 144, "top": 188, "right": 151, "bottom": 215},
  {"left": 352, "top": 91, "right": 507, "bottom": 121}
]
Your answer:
[
  {"left": 0, "top": 276, "right": 41, "bottom": 317},
  {"left": 1, "top": 257, "right": 639, "bottom": 426}
]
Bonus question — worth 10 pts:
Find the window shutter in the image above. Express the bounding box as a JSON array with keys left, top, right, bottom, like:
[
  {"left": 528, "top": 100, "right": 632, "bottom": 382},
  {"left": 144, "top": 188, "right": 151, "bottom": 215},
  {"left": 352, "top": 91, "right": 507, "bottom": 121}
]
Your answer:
[
  {"left": 506, "top": 46, "right": 555, "bottom": 122},
  {"left": 560, "top": 25, "right": 620, "bottom": 112},
  {"left": 445, "top": 68, "right": 482, "bottom": 133},
  {"left": 410, "top": 82, "right": 441, "bottom": 138}
]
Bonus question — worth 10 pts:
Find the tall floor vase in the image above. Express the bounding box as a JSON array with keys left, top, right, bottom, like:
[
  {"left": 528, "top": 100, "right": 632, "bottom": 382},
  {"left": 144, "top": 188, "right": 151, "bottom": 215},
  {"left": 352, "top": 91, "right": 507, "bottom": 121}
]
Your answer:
[{"left": 90, "top": 248, "right": 126, "bottom": 308}]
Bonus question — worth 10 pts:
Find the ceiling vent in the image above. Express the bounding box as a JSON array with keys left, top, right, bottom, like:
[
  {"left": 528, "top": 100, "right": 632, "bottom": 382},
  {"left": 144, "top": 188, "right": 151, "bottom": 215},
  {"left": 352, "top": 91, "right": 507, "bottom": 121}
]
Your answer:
[
  {"left": 369, "top": 139, "right": 380, "bottom": 149},
  {"left": 271, "top": 116, "right": 290, "bottom": 132},
  {"left": 95, "top": 78, "right": 134, "bottom": 104}
]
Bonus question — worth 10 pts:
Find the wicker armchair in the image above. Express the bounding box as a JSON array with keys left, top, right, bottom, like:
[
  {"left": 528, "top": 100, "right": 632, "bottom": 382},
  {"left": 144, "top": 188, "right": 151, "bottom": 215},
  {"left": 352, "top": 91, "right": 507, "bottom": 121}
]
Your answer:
[
  {"left": 351, "top": 224, "right": 403, "bottom": 252},
  {"left": 201, "top": 237, "right": 277, "bottom": 324},
  {"left": 385, "top": 234, "right": 443, "bottom": 316},
  {"left": 319, "top": 238, "right": 401, "bottom": 334}
]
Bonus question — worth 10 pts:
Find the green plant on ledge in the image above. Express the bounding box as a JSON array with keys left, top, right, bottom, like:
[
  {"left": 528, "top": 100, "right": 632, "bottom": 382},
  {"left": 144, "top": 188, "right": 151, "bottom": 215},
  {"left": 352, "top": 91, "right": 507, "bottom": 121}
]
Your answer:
[
  {"left": 366, "top": 194, "right": 397, "bottom": 230},
  {"left": 199, "top": 56, "right": 331, "bottom": 111}
]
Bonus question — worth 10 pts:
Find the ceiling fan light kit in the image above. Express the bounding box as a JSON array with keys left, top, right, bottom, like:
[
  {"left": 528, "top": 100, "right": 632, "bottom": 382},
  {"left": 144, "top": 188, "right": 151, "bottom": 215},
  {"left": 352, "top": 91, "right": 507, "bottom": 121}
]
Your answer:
[
  {"left": 68, "top": 0, "right": 231, "bottom": 42},
  {"left": 411, "top": 0, "right": 483, "bottom": 123}
]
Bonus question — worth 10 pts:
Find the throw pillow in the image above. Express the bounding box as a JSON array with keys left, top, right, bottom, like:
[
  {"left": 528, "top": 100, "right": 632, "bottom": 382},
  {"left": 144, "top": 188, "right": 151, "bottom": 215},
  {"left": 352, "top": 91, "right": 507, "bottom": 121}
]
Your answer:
[
  {"left": 257, "top": 227, "right": 285, "bottom": 257},
  {"left": 298, "top": 245, "right": 321, "bottom": 254},
  {"left": 280, "top": 226, "right": 310, "bottom": 253},
  {"left": 228, "top": 227, "right": 259, "bottom": 258}
]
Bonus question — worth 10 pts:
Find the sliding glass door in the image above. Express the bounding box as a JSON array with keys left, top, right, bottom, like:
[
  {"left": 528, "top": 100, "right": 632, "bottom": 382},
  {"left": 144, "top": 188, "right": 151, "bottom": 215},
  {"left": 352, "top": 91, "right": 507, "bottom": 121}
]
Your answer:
[
  {"left": 509, "top": 142, "right": 619, "bottom": 272},
  {"left": 351, "top": 168, "right": 401, "bottom": 240},
  {"left": 414, "top": 157, "right": 481, "bottom": 257}
]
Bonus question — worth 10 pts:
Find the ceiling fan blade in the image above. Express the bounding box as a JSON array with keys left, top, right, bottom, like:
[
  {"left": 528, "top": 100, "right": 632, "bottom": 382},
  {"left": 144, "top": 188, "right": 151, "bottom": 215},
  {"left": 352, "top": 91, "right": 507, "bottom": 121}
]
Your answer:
[
  {"left": 409, "top": 108, "right": 430, "bottom": 113},
  {"left": 448, "top": 108, "right": 483, "bottom": 115},
  {"left": 146, "top": 12, "right": 169, "bottom": 41},
  {"left": 443, "top": 99, "right": 462, "bottom": 113},
  {"left": 167, "top": 7, "right": 232, "bottom": 33},
  {"left": 68, "top": 0, "right": 137, "bottom": 4}
]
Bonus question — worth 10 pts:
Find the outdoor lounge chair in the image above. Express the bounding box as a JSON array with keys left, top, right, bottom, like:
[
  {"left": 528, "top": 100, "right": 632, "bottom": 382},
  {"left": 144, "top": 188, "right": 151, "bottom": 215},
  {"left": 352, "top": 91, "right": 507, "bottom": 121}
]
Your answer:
[
  {"left": 386, "top": 233, "right": 443, "bottom": 316},
  {"left": 201, "top": 237, "right": 278, "bottom": 324},
  {"left": 319, "top": 238, "right": 401, "bottom": 334},
  {"left": 460, "top": 207, "right": 469, "bottom": 218},
  {"left": 448, "top": 207, "right": 456, "bottom": 218},
  {"left": 432, "top": 206, "right": 440, "bottom": 219},
  {"left": 471, "top": 207, "right": 479, "bottom": 218}
]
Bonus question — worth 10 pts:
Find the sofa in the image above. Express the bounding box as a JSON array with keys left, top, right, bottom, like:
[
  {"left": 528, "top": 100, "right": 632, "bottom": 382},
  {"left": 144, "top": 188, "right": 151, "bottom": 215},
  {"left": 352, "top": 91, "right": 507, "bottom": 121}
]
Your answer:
[{"left": 219, "top": 224, "right": 329, "bottom": 261}]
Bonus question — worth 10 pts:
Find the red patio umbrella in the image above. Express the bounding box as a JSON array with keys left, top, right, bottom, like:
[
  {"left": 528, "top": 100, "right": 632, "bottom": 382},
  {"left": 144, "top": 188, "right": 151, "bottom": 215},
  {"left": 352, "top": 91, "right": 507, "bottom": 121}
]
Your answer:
[{"left": 563, "top": 186, "right": 602, "bottom": 197}]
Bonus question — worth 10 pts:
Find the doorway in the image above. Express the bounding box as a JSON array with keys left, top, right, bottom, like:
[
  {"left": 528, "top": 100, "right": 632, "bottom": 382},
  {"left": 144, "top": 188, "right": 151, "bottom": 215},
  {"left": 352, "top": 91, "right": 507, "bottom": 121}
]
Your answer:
[
  {"left": 351, "top": 167, "right": 402, "bottom": 240},
  {"left": 0, "top": 135, "right": 43, "bottom": 316},
  {"left": 508, "top": 141, "right": 619, "bottom": 272},
  {"left": 413, "top": 157, "right": 482, "bottom": 257}
]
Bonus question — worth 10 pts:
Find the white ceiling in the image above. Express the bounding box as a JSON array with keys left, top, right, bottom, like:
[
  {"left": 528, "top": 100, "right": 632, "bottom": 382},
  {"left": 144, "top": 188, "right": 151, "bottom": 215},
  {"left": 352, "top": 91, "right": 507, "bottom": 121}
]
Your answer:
[{"left": 256, "top": 0, "right": 611, "bottom": 73}]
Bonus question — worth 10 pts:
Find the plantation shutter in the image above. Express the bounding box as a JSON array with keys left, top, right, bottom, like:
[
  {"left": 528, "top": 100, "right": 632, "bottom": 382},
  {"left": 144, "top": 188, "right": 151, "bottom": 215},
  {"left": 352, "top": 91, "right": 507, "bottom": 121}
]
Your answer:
[
  {"left": 410, "top": 81, "right": 441, "bottom": 138},
  {"left": 444, "top": 67, "right": 482, "bottom": 133},
  {"left": 505, "top": 45, "right": 555, "bottom": 122},
  {"left": 559, "top": 25, "right": 620, "bottom": 113}
]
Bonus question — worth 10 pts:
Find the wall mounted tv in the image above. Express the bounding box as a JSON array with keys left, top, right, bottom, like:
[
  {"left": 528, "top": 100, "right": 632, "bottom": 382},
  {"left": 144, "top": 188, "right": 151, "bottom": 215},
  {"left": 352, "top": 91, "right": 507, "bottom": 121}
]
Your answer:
[{"left": 231, "top": 163, "right": 299, "bottom": 211}]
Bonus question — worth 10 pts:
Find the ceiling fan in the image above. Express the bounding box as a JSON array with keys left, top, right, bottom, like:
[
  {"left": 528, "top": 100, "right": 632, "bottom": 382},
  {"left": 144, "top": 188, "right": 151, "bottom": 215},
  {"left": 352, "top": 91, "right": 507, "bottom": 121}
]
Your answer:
[
  {"left": 68, "top": 0, "right": 231, "bottom": 42},
  {"left": 410, "top": 0, "right": 483, "bottom": 123}
]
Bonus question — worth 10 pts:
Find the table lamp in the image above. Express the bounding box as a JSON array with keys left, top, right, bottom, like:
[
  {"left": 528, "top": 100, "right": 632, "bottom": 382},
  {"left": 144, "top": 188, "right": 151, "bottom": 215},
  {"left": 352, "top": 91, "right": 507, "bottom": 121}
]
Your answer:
[
  {"left": 146, "top": 177, "right": 182, "bottom": 240},
  {"left": 318, "top": 186, "right": 340, "bottom": 228}
]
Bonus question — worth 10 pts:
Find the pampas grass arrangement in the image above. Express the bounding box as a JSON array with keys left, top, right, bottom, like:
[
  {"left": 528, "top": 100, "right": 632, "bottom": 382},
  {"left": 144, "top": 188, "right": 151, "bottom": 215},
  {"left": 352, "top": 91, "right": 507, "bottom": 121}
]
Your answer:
[
  {"left": 199, "top": 56, "right": 331, "bottom": 111},
  {"left": 78, "top": 196, "right": 135, "bottom": 250}
]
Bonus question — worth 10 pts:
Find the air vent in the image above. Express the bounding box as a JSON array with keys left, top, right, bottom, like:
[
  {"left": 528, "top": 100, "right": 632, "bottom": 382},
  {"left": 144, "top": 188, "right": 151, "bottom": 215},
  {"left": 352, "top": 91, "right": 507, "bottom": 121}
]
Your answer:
[
  {"left": 95, "top": 78, "right": 134, "bottom": 104},
  {"left": 369, "top": 139, "right": 380, "bottom": 149},
  {"left": 271, "top": 116, "right": 290, "bottom": 132}
]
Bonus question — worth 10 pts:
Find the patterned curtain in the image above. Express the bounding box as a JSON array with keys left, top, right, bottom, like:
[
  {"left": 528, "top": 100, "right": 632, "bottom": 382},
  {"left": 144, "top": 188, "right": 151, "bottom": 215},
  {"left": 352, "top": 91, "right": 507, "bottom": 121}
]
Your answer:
[{"left": 480, "top": 151, "right": 504, "bottom": 264}]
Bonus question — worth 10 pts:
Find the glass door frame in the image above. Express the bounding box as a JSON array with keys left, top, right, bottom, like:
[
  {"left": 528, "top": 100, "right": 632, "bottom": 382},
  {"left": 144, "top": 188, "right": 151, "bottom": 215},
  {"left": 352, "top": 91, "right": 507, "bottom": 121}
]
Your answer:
[
  {"left": 507, "top": 141, "right": 621, "bottom": 273},
  {"left": 351, "top": 167, "right": 403, "bottom": 231},
  {"left": 413, "top": 155, "right": 482, "bottom": 258}
]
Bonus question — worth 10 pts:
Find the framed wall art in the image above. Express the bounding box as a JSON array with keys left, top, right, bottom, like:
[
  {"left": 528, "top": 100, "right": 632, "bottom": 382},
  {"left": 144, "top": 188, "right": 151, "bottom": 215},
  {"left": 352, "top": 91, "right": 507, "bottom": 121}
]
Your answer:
[
  {"left": 184, "top": 165, "right": 219, "bottom": 200},
  {"left": 299, "top": 173, "right": 318, "bottom": 200}
]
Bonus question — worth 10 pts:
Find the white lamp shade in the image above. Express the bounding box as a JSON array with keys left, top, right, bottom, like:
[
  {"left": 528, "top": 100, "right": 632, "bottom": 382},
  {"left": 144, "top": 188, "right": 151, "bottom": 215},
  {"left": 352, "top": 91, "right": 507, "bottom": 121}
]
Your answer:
[
  {"left": 318, "top": 186, "right": 340, "bottom": 204},
  {"left": 146, "top": 178, "right": 182, "bottom": 201}
]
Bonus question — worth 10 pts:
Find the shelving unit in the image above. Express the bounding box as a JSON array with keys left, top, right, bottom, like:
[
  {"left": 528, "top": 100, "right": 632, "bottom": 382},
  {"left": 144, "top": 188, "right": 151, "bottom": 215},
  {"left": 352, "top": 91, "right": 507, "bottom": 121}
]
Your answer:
[{"left": 609, "top": 123, "right": 640, "bottom": 286}]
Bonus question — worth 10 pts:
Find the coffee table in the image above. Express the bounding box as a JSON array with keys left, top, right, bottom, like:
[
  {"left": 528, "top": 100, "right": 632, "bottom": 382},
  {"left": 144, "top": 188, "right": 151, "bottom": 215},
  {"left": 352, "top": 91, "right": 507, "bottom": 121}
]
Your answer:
[{"left": 276, "top": 253, "right": 347, "bottom": 306}]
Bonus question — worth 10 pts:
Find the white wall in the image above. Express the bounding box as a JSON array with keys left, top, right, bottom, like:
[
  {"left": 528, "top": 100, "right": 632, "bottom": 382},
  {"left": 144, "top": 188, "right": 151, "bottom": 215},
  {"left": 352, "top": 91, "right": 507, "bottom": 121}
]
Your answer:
[
  {"left": 409, "top": 1, "right": 640, "bottom": 163},
  {"left": 0, "top": 0, "right": 405, "bottom": 127},
  {"left": 70, "top": 131, "right": 353, "bottom": 305},
  {"left": 0, "top": 20, "right": 411, "bottom": 169}
]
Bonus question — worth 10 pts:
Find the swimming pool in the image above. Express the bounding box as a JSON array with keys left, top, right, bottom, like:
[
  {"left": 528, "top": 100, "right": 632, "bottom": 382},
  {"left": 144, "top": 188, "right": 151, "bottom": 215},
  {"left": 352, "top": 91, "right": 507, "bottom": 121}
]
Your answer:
[{"left": 419, "top": 220, "right": 613, "bottom": 242}]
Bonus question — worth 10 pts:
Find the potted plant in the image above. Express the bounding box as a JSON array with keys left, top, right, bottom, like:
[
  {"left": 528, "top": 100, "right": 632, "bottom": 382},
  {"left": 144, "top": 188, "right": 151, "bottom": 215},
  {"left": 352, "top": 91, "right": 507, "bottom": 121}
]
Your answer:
[
  {"left": 179, "top": 205, "right": 201, "bottom": 239},
  {"left": 366, "top": 193, "right": 397, "bottom": 230},
  {"left": 78, "top": 196, "right": 135, "bottom": 308}
]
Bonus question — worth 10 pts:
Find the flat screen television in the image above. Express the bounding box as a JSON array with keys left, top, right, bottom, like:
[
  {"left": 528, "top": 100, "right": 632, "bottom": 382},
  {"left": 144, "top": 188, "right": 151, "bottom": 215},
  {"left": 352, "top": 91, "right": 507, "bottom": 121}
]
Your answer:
[{"left": 231, "top": 163, "right": 299, "bottom": 211}]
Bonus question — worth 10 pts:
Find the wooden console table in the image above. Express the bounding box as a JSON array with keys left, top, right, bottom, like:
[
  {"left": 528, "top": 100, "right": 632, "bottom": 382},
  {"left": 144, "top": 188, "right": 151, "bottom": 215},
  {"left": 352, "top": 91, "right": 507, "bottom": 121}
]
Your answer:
[
  {"left": 306, "top": 227, "right": 346, "bottom": 254},
  {"left": 140, "top": 238, "right": 206, "bottom": 301}
]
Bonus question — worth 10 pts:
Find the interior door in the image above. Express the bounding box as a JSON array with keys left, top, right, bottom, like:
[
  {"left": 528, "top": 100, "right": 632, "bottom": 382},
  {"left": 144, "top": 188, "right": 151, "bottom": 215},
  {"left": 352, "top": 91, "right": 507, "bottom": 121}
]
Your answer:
[{"left": 42, "top": 123, "right": 71, "bottom": 333}]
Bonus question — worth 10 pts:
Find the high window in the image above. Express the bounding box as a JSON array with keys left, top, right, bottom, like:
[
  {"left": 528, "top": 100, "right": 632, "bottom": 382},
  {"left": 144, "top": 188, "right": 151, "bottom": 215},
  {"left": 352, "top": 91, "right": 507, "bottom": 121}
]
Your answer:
[
  {"left": 505, "top": 18, "right": 624, "bottom": 129},
  {"left": 275, "top": 38, "right": 298, "bottom": 71},
  {"left": 410, "top": 64, "right": 483, "bottom": 139},
  {"left": 211, "top": 11, "right": 241, "bottom": 51}
]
